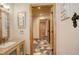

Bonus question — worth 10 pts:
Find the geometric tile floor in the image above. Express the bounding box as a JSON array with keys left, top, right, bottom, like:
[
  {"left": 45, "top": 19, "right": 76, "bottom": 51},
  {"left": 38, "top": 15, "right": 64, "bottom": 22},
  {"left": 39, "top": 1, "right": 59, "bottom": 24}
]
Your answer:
[{"left": 33, "top": 39, "right": 52, "bottom": 55}]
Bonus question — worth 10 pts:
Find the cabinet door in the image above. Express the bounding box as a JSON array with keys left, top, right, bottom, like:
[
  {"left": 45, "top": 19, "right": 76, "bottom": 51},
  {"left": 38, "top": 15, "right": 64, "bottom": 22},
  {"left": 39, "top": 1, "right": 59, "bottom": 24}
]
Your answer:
[
  {"left": 20, "top": 44, "right": 24, "bottom": 55},
  {"left": 9, "top": 49, "right": 17, "bottom": 55},
  {"left": 6, "top": 46, "right": 18, "bottom": 55},
  {"left": 19, "top": 41, "right": 25, "bottom": 55}
]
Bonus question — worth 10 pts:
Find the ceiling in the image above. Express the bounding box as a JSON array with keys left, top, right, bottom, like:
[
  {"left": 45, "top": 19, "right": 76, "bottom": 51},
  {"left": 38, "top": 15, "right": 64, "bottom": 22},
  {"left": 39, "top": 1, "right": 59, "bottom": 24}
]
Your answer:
[
  {"left": 31, "top": 3, "right": 53, "bottom": 6},
  {"left": 32, "top": 5, "right": 52, "bottom": 18}
]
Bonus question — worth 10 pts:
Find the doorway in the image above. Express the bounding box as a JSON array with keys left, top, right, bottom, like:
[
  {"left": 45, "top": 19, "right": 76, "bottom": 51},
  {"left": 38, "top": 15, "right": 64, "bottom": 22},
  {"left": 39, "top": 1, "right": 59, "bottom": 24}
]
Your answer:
[
  {"left": 30, "top": 4, "right": 56, "bottom": 55},
  {"left": 39, "top": 19, "right": 50, "bottom": 43}
]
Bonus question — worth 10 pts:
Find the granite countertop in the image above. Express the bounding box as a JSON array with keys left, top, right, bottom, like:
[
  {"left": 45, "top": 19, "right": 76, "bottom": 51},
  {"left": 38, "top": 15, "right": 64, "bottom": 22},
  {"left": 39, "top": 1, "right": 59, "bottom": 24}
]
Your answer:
[{"left": 0, "top": 39, "right": 25, "bottom": 54}]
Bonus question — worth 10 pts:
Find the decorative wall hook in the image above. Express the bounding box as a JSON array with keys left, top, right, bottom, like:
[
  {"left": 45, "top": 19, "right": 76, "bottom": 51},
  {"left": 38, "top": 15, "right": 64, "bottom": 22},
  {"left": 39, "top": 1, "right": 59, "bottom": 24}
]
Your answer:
[{"left": 72, "top": 12, "right": 79, "bottom": 28}]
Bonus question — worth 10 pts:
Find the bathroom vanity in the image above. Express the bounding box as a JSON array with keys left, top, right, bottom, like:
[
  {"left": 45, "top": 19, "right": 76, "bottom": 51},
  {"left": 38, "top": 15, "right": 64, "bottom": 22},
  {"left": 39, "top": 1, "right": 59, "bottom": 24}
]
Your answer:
[{"left": 0, "top": 39, "right": 26, "bottom": 55}]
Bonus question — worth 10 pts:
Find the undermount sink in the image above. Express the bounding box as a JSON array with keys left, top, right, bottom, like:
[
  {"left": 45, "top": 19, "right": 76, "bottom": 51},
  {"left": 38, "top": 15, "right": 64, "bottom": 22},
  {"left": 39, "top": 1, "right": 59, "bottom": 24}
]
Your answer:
[{"left": 0, "top": 42, "right": 16, "bottom": 48}]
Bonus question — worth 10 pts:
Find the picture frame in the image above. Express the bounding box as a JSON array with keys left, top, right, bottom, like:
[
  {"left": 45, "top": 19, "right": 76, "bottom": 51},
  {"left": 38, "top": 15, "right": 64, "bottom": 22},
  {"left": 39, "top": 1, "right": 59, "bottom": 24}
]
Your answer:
[{"left": 17, "top": 11, "right": 26, "bottom": 33}]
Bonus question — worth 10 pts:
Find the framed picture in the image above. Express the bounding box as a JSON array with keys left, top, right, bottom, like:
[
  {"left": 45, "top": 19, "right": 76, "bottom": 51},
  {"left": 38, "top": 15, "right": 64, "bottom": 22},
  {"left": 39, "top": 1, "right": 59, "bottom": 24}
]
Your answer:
[{"left": 17, "top": 11, "right": 26, "bottom": 33}]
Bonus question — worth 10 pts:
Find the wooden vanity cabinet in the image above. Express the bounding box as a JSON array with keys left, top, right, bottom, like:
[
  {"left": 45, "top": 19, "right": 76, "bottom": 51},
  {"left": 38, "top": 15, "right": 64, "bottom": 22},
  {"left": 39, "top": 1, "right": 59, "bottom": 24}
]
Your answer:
[
  {"left": 4, "top": 40, "right": 26, "bottom": 55},
  {"left": 6, "top": 46, "right": 17, "bottom": 55},
  {"left": 19, "top": 40, "right": 25, "bottom": 55}
]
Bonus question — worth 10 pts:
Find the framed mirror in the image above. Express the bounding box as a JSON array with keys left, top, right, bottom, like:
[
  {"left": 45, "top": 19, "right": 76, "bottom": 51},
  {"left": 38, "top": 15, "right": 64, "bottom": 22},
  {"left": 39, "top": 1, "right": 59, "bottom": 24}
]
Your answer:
[{"left": 2, "top": 11, "right": 9, "bottom": 42}]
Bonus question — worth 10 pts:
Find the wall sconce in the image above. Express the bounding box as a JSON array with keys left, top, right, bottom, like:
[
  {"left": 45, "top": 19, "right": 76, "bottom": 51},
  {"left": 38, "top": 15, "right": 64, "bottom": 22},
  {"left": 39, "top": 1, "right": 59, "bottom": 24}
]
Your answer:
[
  {"left": 0, "top": 3, "right": 10, "bottom": 10},
  {"left": 72, "top": 12, "right": 79, "bottom": 28}
]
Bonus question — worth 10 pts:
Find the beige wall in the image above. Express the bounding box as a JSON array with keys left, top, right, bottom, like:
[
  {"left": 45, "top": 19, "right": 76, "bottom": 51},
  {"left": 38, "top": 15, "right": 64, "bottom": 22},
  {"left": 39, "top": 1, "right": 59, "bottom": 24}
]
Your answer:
[
  {"left": 7, "top": 3, "right": 31, "bottom": 54},
  {"left": 56, "top": 3, "right": 79, "bottom": 55},
  {"left": 14, "top": 3, "right": 31, "bottom": 54},
  {"left": 33, "top": 17, "right": 40, "bottom": 39}
]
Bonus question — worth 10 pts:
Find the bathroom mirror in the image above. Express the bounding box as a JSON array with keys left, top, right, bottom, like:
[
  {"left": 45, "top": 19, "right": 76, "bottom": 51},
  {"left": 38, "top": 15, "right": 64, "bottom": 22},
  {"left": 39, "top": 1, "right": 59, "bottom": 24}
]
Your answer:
[{"left": 2, "top": 12, "right": 9, "bottom": 43}]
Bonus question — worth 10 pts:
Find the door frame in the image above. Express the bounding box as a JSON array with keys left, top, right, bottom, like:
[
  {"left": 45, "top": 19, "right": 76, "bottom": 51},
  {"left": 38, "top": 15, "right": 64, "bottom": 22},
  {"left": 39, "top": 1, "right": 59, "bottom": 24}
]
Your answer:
[{"left": 30, "top": 4, "right": 56, "bottom": 55}]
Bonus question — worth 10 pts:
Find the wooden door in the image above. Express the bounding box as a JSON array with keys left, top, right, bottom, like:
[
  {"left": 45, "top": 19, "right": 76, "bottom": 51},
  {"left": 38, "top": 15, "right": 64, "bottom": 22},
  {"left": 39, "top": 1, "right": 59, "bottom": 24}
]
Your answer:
[
  {"left": 39, "top": 19, "right": 50, "bottom": 40},
  {"left": 39, "top": 20, "right": 46, "bottom": 39}
]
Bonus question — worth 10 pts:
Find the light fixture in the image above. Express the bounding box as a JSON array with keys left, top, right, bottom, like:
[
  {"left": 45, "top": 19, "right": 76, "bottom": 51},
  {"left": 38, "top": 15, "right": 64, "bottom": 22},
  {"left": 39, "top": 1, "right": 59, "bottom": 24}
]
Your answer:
[
  {"left": 39, "top": 17, "right": 45, "bottom": 19},
  {"left": 0, "top": 3, "right": 4, "bottom": 5},
  {"left": 0, "top": 3, "right": 4, "bottom": 7},
  {"left": 0, "top": 3, "right": 10, "bottom": 10},
  {"left": 37, "top": 7, "right": 41, "bottom": 9},
  {"left": 3, "top": 5, "right": 10, "bottom": 10}
]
